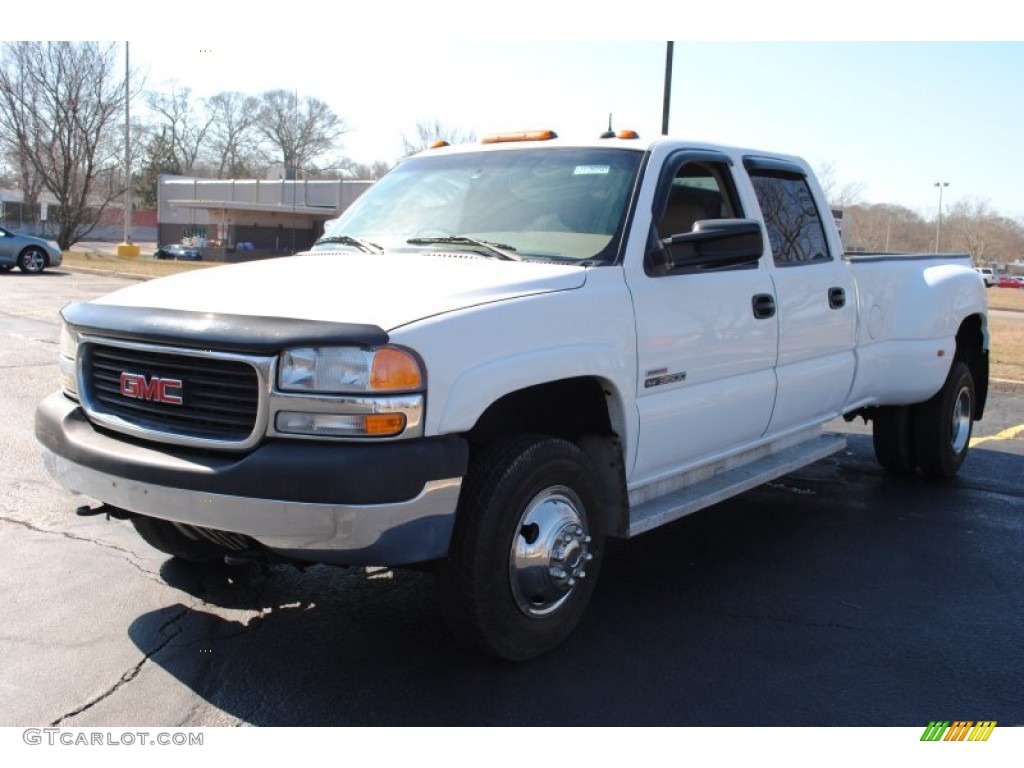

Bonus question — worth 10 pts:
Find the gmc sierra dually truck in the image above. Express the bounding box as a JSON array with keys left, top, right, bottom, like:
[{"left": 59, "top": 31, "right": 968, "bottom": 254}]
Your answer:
[{"left": 36, "top": 130, "right": 989, "bottom": 660}]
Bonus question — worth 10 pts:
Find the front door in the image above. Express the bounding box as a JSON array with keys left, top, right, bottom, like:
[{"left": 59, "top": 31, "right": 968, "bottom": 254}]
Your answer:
[{"left": 625, "top": 151, "right": 778, "bottom": 487}]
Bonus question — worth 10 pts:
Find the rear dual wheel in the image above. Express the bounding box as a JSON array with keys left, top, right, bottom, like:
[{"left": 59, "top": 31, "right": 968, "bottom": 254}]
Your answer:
[
  {"left": 913, "top": 361, "right": 974, "bottom": 478},
  {"left": 872, "top": 361, "right": 974, "bottom": 479}
]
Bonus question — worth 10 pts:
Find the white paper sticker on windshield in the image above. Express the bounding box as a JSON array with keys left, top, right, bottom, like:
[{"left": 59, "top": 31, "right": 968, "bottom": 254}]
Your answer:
[{"left": 574, "top": 165, "right": 610, "bottom": 175}]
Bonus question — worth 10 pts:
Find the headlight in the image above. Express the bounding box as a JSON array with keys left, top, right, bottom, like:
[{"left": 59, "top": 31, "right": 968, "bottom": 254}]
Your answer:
[
  {"left": 58, "top": 323, "right": 78, "bottom": 397},
  {"left": 278, "top": 346, "right": 423, "bottom": 393}
]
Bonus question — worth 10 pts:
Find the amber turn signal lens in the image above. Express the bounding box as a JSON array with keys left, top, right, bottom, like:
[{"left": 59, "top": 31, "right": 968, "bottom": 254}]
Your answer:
[
  {"left": 370, "top": 348, "right": 423, "bottom": 390},
  {"left": 363, "top": 413, "right": 407, "bottom": 435}
]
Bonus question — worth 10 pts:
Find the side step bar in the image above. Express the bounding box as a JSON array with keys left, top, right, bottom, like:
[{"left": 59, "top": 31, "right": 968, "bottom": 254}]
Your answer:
[{"left": 627, "top": 434, "right": 847, "bottom": 537}]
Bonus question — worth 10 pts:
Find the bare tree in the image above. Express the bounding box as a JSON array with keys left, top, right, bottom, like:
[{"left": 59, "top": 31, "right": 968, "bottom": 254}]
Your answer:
[
  {"left": 945, "top": 197, "right": 1024, "bottom": 266},
  {"left": 815, "top": 160, "right": 866, "bottom": 209},
  {"left": 402, "top": 119, "right": 477, "bottom": 155},
  {"left": 255, "top": 90, "right": 347, "bottom": 177},
  {"left": 132, "top": 125, "right": 181, "bottom": 209},
  {"left": 844, "top": 203, "right": 932, "bottom": 254},
  {"left": 0, "top": 41, "right": 128, "bottom": 249},
  {"left": 333, "top": 159, "right": 392, "bottom": 180},
  {"left": 145, "top": 84, "right": 212, "bottom": 175},
  {"left": 1, "top": 143, "right": 45, "bottom": 232},
  {"left": 205, "top": 91, "right": 262, "bottom": 178}
]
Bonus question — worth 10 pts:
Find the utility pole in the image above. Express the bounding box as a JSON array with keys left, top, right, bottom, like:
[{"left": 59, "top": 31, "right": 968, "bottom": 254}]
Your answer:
[
  {"left": 119, "top": 42, "right": 139, "bottom": 257},
  {"left": 934, "top": 181, "right": 949, "bottom": 253},
  {"left": 662, "top": 42, "right": 673, "bottom": 135},
  {"left": 123, "top": 42, "right": 131, "bottom": 244}
]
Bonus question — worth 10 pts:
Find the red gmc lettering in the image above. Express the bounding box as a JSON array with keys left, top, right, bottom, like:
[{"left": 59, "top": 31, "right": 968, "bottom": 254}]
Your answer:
[{"left": 119, "top": 373, "right": 183, "bottom": 405}]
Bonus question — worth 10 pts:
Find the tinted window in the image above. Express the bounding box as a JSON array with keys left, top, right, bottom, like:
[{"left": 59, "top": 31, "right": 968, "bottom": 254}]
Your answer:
[{"left": 749, "top": 173, "right": 831, "bottom": 264}]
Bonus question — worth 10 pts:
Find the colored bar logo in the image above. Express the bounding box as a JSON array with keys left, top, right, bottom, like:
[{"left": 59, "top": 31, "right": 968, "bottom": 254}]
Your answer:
[{"left": 920, "top": 721, "right": 997, "bottom": 741}]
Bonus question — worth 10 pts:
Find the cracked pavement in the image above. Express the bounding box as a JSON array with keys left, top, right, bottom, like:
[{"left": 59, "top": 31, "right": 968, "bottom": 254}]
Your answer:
[{"left": 1, "top": 269, "right": 1022, "bottom": 727}]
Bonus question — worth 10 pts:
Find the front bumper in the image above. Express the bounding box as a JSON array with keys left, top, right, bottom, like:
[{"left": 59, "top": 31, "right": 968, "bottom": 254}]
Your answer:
[{"left": 36, "top": 392, "right": 468, "bottom": 565}]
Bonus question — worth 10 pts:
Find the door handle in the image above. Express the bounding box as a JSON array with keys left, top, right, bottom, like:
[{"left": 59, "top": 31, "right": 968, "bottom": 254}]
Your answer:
[
  {"left": 752, "top": 294, "right": 776, "bottom": 319},
  {"left": 828, "top": 287, "right": 846, "bottom": 309}
]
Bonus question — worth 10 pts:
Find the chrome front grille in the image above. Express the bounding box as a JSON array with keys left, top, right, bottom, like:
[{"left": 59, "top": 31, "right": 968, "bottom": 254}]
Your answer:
[{"left": 79, "top": 337, "right": 271, "bottom": 450}]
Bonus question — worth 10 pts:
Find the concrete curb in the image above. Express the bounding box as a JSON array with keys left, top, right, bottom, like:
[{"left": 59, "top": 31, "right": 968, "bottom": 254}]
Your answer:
[
  {"left": 991, "top": 378, "right": 1024, "bottom": 395},
  {"left": 59, "top": 265, "right": 151, "bottom": 281}
]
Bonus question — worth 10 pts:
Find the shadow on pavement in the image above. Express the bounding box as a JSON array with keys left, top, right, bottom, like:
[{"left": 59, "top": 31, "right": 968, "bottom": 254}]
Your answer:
[{"left": 128, "top": 437, "right": 1024, "bottom": 726}]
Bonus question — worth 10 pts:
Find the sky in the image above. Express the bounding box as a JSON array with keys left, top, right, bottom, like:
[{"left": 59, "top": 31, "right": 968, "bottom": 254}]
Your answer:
[{"left": 10, "top": 2, "right": 1024, "bottom": 219}]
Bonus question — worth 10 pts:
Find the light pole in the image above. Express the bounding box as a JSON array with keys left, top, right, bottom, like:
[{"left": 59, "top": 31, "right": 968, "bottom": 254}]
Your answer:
[
  {"left": 934, "top": 181, "right": 949, "bottom": 253},
  {"left": 662, "top": 41, "right": 674, "bottom": 135}
]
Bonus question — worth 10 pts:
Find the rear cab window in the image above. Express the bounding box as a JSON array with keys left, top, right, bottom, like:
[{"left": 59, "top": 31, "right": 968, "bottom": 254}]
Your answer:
[{"left": 744, "top": 156, "right": 833, "bottom": 266}]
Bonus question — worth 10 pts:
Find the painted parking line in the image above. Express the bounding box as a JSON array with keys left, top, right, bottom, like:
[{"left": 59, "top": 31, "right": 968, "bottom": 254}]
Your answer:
[{"left": 969, "top": 424, "right": 1024, "bottom": 447}]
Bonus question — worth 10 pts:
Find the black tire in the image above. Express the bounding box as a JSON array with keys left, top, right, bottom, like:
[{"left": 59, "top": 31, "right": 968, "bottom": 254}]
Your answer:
[
  {"left": 437, "top": 436, "right": 606, "bottom": 661},
  {"left": 913, "top": 361, "right": 975, "bottom": 479},
  {"left": 18, "top": 247, "right": 47, "bottom": 274},
  {"left": 0, "top": 264, "right": 11, "bottom": 272},
  {"left": 131, "top": 515, "right": 230, "bottom": 563},
  {"left": 872, "top": 406, "right": 917, "bottom": 473}
]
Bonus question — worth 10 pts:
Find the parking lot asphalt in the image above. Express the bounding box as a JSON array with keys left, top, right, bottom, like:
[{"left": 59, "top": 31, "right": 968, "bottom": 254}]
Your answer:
[{"left": 1, "top": 268, "right": 1021, "bottom": 727}]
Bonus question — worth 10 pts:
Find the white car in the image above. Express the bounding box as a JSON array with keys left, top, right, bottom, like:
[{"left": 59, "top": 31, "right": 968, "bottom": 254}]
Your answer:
[{"left": 974, "top": 267, "right": 996, "bottom": 287}]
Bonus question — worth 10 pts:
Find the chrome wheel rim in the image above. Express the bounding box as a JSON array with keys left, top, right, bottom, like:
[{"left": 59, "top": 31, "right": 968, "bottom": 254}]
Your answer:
[
  {"left": 509, "top": 486, "right": 593, "bottom": 618},
  {"left": 951, "top": 385, "right": 972, "bottom": 455}
]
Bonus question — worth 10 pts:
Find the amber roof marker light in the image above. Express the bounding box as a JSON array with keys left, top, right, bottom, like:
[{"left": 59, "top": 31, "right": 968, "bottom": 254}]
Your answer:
[{"left": 481, "top": 130, "right": 558, "bottom": 144}]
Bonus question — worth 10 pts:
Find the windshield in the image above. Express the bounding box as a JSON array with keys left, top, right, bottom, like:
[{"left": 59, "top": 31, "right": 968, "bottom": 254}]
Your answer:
[{"left": 315, "top": 147, "right": 643, "bottom": 264}]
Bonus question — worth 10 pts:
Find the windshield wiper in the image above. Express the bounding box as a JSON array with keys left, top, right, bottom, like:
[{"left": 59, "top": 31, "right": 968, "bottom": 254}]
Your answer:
[
  {"left": 313, "top": 235, "right": 383, "bottom": 253},
  {"left": 406, "top": 236, "right": 522, "bottom": 261}
]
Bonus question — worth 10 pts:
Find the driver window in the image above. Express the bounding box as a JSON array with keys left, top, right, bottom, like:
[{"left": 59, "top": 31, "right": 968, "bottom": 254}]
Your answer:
[{"left": 657, "top": 162, "right": 738, "bottom": 240}]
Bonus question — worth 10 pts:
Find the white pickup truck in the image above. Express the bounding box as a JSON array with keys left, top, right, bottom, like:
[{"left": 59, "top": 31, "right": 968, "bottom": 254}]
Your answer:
[{"left": 36, "top": 130, "right": 989, "bottom": 660}]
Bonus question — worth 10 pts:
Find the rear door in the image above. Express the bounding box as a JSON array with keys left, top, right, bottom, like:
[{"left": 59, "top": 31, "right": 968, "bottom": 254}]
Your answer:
[{"left": 744, "top": 157, "right": 856, "bottom": 434}]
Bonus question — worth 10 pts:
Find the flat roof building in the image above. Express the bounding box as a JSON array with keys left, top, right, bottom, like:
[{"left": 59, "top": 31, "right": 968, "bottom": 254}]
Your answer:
[{"left": 158, "top": 175, "right": 373, "bottom": 261}]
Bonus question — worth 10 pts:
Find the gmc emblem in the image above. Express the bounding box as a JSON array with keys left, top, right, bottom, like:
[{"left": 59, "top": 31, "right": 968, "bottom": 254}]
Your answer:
[{"left": 119, "top": 372, "right": 183, "bottom": 405}]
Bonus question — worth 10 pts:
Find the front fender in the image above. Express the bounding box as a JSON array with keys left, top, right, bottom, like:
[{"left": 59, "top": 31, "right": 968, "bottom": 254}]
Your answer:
[{"left": 437, "top": 344, "right": 632, "bottom": 435}]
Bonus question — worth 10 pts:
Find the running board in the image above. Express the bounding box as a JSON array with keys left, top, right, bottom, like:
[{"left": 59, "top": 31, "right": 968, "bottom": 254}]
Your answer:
[{"left": 627, "top": 434, "right": 847, "bottom": 537}]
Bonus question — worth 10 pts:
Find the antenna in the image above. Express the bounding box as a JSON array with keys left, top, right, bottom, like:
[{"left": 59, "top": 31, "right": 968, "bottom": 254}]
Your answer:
[{"left": 600, "top": 113, "right": 615, "bottom": 139}]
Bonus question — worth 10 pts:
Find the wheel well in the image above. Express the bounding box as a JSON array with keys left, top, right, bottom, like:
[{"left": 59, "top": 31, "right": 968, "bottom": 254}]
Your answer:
[
  {"left": 466, "top": 377, "right": 615, "bottom": 446},
  {"left": 955, "top": 313, "right": 988, "bottom": 420},
  {"left": 464, "top": 377, "right": 629, "bottom": 537}
]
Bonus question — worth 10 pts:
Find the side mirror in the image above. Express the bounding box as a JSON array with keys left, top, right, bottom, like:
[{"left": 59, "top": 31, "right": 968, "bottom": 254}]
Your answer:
[{"left": 659, "top": 218, "right": 764, "bottom": 270}]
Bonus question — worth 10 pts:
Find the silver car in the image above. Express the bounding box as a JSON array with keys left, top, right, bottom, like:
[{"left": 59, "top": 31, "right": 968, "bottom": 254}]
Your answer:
[{"left": 0, "top": 226, "right": 63, "bottom": 273}]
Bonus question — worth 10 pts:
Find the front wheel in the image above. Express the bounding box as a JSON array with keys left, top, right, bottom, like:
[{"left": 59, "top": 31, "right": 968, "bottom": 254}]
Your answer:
[
  {"left": 913, "top": 361, "right": 975, "bottom": 478},
  {"left": 437, "top": 436, "right": 605, "bottom": 661},
  {"left": 18, "top": 247, "right": 47, "bottom": 273}
]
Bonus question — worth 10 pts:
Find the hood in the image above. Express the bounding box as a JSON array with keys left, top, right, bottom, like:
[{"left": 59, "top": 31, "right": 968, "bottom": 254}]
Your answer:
[{"left": 93, "top": 251, "right": 587, "bottom": 330}]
